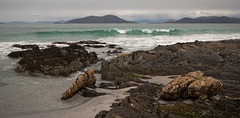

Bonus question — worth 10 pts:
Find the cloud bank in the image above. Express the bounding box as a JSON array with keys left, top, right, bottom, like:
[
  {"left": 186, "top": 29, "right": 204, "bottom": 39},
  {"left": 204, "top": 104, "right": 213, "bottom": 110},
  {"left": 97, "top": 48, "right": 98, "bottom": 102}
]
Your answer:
[{"left": 1, "top": 0, "right": 240, "bottom": 22}]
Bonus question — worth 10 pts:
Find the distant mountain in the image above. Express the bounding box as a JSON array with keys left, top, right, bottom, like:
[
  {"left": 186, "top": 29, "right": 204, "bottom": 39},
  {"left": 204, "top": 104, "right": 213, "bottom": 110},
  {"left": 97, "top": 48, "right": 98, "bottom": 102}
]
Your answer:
[
  {"left": 66, "top": 15, "right": 133, "bottom": 23},
  {"left": 170, "top": 16, "right": 240, "bottom": 23}
]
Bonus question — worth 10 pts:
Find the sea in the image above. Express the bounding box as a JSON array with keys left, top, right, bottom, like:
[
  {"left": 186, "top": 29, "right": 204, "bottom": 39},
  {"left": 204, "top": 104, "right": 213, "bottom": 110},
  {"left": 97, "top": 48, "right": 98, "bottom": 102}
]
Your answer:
[{"left": 0, "top": 23, "right": 240, "bottom": 117}]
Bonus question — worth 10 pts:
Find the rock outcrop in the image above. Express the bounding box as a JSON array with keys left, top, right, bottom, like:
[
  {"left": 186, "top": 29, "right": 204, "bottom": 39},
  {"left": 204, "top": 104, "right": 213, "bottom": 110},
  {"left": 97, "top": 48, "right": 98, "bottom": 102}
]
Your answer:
[
  {"left": 101, "top": 40, "right": 240, "bottom": 98},
  {"left": 8, "top": 44, "right": 98, "bottom": 76},
  {"left": 61, "top": 69, "right": 96, "bottom": 100},
  {"left": 160, "top": 71, "right": 223, "bottom": 100},
  {"left": 96, "top": 40, "right": 240, "bottom": 118},
  {"left": 95, "top": 84, "right": 170, "bottom": 118}
]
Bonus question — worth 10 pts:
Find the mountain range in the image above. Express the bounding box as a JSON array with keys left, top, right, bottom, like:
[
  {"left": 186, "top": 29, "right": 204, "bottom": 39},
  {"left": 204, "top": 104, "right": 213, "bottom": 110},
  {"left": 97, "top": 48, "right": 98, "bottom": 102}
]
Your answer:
[
  {"left": 66, "top": 15, "right": 133, "bottom": 23},
  {"left": 170, "top": 16, "right": 240, "bottom": 23},
  {"left": 2, "top": 15, "right": 240, "bottom": 24}
]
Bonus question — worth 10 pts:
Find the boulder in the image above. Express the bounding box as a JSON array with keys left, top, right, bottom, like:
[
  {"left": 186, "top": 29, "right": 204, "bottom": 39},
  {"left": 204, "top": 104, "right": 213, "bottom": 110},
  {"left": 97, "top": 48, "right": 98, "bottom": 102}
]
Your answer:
[
  {"left": 160, "top": 71, "right": 223, "bottom": 100},
  {"left": 61, "top": 69, "right": 96, "bottom": 100}
]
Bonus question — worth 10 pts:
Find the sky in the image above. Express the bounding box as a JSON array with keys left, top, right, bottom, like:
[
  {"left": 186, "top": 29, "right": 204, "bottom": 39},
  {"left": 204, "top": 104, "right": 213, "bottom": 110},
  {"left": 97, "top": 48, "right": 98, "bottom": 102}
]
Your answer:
[{"left": 0, "top": 0, "right": 240, "bottom": 22}]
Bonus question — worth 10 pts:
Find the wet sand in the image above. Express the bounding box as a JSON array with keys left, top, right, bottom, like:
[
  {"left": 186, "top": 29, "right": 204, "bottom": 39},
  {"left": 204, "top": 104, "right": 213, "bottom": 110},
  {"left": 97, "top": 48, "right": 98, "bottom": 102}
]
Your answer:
[{"left": 11, "top": 87, "right": 137, "bottom": 118}]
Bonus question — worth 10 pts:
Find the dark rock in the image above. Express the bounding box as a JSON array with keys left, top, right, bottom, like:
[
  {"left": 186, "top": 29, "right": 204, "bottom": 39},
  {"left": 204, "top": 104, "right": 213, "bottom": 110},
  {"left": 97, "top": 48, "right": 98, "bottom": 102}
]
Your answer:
[
  {"left": 8, "top": 44, "right": 98, "bottom": 76},
  {"left": 141, "top": 76, "right": 152, "bottom": 79},
  {"left": 78, "top": 40, "right": 106, "bottom": 44},
  {"left": 95, "top": 110, "right": 108, "bottom": 118},
  {"left": 118, "top": 81, "right": 138, "bottom": 89},
  {"left": 94, "top": 70, "right": 101, "bottom": 74},
  {"left": 84, "top": 45, "right": 105, "bottom": 48},
  {"left": 108, "top": 44, "right": 117, "bottom": 48},
  {"left": 106, "top": 50, "right": 122, "bottom": 54},
  {"left": 100, "top": 39, "right": 240, "bottom": 99},
  {"left": 96, "top": 94, "right": 170, "bottom": 118},
  {"left": 115, "top": 77, "right": 145, "bottom": 85},
  {"left": 116, "top": 47, "right": 123, "bottom": 50},
  {"left": 47, "top": 45, "right": 56, "bottom": 48},
  {"left": 12, "top": 44, "right": 40, "bottom": 50},
  {"left": 82, "top": 89, "right": 106, "bottom": 97},
  {"left": 214, "top": 98, "right": 240, "bottom": 112},
  {"left": 99, "top": 83, "right": 114, "bottom": 89},
  {"left": 101, "top": 40, "right": 240, "bottom": 79}
]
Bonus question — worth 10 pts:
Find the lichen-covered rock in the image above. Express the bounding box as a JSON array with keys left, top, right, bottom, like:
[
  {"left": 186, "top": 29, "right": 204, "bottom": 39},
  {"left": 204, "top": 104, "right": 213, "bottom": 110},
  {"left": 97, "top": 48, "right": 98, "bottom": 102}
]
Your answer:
[
  {"left": 61, "top": 69, "right": 96, "bottom": 100},
  {"left": 160, "top": 71, "right": 223, "bottom": 100}
]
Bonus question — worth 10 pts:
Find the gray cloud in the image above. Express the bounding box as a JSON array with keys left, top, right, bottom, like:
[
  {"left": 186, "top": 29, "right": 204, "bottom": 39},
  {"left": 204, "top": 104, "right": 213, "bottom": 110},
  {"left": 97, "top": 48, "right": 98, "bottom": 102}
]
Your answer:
[{"left": 0, "top": 0, "right": 240, "bottom": 22}]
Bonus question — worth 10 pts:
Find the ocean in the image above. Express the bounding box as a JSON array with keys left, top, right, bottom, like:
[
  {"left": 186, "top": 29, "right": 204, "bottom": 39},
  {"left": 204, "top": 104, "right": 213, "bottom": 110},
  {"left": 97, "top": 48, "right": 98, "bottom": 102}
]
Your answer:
[{"left": 0, "top": 23, "right": 240, "bottom": 117}]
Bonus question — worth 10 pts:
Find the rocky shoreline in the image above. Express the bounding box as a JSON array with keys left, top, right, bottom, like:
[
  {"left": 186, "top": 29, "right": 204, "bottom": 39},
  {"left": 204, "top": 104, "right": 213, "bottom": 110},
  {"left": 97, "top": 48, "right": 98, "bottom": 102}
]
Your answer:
[
  {"left": 7, "top": 39, "right": 240, "bottom": 118},
  {"left": 97, "top": 39, "right": 240, "bottom": 118}
]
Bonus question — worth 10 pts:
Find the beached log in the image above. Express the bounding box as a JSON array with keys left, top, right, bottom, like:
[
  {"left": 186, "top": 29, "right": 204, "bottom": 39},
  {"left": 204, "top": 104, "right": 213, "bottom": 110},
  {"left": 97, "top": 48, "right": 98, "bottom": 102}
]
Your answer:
[{"left": 61, "top": 69, "right": 96, "bottom": 100}]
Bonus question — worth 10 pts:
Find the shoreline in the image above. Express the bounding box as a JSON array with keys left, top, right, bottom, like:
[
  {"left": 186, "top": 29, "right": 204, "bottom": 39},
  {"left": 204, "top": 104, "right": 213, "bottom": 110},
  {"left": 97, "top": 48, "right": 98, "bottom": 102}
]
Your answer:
[{"left": 1, "top": 39, "right": 240, "bottom": 118}]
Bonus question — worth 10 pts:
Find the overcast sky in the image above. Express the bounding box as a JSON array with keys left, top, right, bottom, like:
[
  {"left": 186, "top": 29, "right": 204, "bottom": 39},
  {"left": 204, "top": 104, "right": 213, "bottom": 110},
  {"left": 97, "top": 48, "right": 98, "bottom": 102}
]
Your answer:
[{"left": 1, "top": 0, "right": 240, "bottom": 22}]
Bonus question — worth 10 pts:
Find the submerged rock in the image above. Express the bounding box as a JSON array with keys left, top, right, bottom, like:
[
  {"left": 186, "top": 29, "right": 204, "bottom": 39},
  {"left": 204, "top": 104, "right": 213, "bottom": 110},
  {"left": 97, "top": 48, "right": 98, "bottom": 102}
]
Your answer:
[{"left": 160, "top": 71, "right": 223, "bottom": 100}]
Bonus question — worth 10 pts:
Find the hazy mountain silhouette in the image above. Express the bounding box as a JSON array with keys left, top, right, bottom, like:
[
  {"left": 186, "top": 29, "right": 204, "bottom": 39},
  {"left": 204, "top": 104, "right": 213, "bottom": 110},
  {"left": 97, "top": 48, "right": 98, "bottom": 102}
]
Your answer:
[
  {"left": 169, "top": 16, "right": 240, "bottom": 23},
  {"left": 66, "top": 15, "right": 133, "bottom": 23}
]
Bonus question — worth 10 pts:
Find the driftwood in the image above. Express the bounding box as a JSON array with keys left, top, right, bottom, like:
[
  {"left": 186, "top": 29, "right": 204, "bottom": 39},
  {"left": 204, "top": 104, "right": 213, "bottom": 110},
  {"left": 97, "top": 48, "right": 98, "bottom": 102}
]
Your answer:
[{"left": 61, "top": 69, "right": 96, "bottom": 100}]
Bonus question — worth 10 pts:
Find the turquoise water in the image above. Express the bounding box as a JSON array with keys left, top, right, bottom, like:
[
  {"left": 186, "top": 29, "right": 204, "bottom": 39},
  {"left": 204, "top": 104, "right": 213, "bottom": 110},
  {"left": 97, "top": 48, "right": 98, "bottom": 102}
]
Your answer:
[
  {"left": 1, "top": 23, "right": 240, "bottom": 42},
  {"left": 0, "top": 23, "right": 240, "bottom": 116},
  {"left": 1, "top": 23, "right": 240, "bottom": 53}
]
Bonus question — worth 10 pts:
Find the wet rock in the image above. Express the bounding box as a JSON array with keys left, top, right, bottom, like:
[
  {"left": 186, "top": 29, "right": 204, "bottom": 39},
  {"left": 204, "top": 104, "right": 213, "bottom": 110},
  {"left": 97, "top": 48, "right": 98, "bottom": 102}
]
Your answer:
[
  {"left": 12, "top": 44, "right": 40, "bottom": 50},
  {"left": 99, "top": 83, "right": 114, "bottom": 89},
  {"left": 108, "top": 44, "right": 117, "bottom": 48},
  {"left": 141, "top": 76, "right": 152, "bottom": 79},
  {"left": 82, "top": 89, "right": 106, "bottom": 97},
  {"left": 95, "top": 110, "right": 108, "bottom": 118},
  {"left": 114, "top": 77, "right": 145, "bottom": 86},
  {"left": 97, "top": 95, "right": 167, "bottom": 118},
  {"left": 84, "top": 45, "right": 105, "bottom": 48},
  {"left": 118, "top": 81, "right": 138, "bottom": 89},
  {"left": 8, "top": 44, "right": 98, "bottom": 76},
  {"left": 61, "top": 69, "right": 96, "bottom": 100},
  {"left": 116, "top": 47, "right": 123, "bottom": 50},
  {"left": 106, "top": 50, "right": 122, "bottom": 54},
  {"left": 128, "top": 84, "right": 162, "bottom": 98},
  {"left": 52, "top": 41, "right": 71, "bottom": 45},
  {"left": 160, "top": 71, "right": 223, "bottom": 100},
  {"left": 8, "top": 50, "right": 31, "bottom": 58},
  {"left": 77, "top": 40, "right": 106, "bottom": 44}
]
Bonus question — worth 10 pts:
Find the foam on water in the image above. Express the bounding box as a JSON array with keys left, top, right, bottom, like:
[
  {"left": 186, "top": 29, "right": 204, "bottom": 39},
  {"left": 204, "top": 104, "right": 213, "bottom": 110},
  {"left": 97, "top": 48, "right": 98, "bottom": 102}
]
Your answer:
[{"left": 97, "top": 33, "right": 240, "bottom": 52}]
